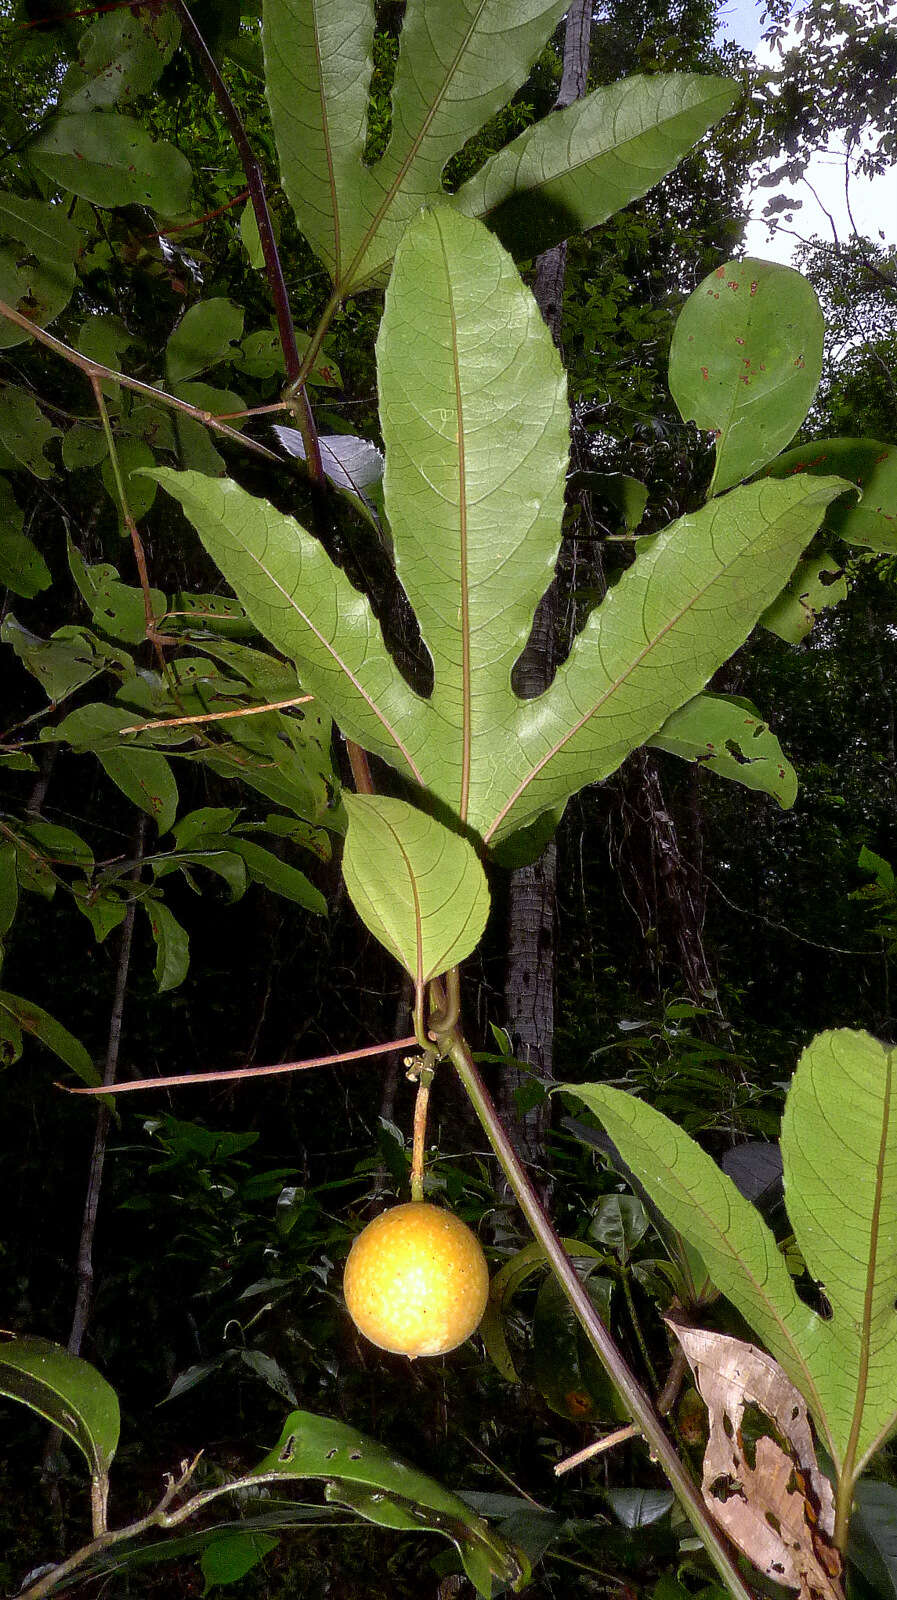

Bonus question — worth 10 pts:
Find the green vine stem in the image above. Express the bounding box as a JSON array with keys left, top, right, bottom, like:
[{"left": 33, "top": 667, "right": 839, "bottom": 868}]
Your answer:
[{"left": 438, "top": 1017, "right": 754, "bottom": 1600}]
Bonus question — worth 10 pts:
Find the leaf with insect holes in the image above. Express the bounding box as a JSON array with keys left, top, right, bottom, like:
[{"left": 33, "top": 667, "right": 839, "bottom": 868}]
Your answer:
[
  {"left": 669, "top": 1321, "right": 841, "bottom": 1600},
  {"left": 761, "top": 552, "right": 847, "bottom": 644},
  {"left": 253, "top": 1409, "right": 525, "bottom": 1597},
  {"left": 262, "top": 0, "right": 736, "bottom": 293},
  {"left": 341, "top": 795, "right": 489, "bottom": 986},
  {"left": 649, "top": 692, "right": 797, "bottom": 808},
  {"left": 669, "top": 259, "right": 824, "bottom": 495},
  {"left": 59, "top": 6, "right": 180, "bottom": 112},
  {"left": 762, "top": 439, "right": 897, "bottom": 554},
  {"left": 152, "top": 208, "right": 850, "bottom": 848}
]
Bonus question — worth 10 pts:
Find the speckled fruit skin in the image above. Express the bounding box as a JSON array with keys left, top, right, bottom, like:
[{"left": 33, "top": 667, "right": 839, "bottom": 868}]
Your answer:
[{"left": 343, "top": 1202, "right": 490, "bottom": 1358}]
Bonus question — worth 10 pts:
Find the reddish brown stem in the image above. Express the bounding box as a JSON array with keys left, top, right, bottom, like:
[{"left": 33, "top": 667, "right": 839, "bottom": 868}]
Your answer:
[
  {"left": 62, "top": 1035, "right": 420, "bottom": 1096},
  {"left": 171, "top": 0, "right": 324, "bottom": 486}
]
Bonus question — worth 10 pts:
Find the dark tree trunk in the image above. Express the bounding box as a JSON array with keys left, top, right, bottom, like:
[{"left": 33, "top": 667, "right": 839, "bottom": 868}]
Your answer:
[
  {"left": 501, "top": 0, "right": 592, "bottom": 1173},
  {"left": 613, "top": 748, "right": 718, "bottom": 1007}
]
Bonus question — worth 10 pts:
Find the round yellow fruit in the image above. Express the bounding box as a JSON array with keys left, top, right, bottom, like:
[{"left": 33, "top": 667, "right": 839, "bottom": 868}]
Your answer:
[{"left": 343, "top": 1201, "right": 490, "bottom": 1358}]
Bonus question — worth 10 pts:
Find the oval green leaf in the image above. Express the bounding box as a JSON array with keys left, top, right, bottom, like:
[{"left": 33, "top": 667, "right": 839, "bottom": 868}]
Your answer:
[
  {"left": 341, "top": 795, "right": 489, "bottom": 986},
  {"left": 0, "top": 1334, "right": 119, "bottom": 1477},
  {"left": 669, "top": 258, "right": 824, "bottom": 494},
  {"left": 30, "top": 113, "right": 192, "bottom": 215}
]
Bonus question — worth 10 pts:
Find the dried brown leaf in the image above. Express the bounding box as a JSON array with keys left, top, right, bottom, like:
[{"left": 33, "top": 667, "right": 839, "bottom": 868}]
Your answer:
[{"left": 667, "top": 1318, "right": 843, "bottom": 1600}]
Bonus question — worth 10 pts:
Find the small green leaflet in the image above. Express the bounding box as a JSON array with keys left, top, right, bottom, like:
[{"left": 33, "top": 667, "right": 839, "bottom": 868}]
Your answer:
[
  {"left": 0, "top": 990, "right": 100, "bottom": 1084},
  {"left": 0, "top": 478, "right": 51, "bottom": 596},
  {"left": 341, "top": 795, "right": 489, "bottom": 985},
  {"left": 166, "top": 300, "right": 245, "bottom": 385},
  {"left": 669, "top": 259, "right": 824, "bottom": 495},
  {"left": 0, "top": 387, "right": 60, "bottom": 479},
  {"left": 50, "top": 705, "right": 179, "bottom": 834},
  {"left": 143, "top": 898, "right": 190, "bottom": 992},
  {"left": 0, "top": 1335, "right": 119, "bottom": 1481}
]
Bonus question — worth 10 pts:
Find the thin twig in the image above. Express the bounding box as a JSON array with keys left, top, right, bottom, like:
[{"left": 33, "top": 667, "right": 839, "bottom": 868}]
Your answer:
[
  {"left": 0, "top": 300, "right": 280, "bottom": 461},
  {"left": 89, "top": 375, "right": 171, "bottom": 669},
  {"left": 554, "top": 1424, "right": 641, "bottom": 1476},
  {"left": 171, "top": 0, "right": 325, "bottom": 486},
  {"left": 46, "top": 820, "right": 146, "bottom": 1534},
  {"left": 119, "top": 696, "right": 314, "bottom": 735},
  {"left": 61, "top": 1035, "right": 420, "bottom": 1096}
]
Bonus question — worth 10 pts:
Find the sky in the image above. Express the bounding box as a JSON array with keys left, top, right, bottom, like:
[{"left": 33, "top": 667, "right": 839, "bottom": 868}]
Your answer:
[{"left": 713, "top": 0, "right": 897, "bottom": 267}]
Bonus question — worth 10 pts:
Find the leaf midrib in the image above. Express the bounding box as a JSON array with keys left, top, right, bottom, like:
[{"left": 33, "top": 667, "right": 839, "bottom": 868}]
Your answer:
[
  {"left": 217, "top": 513, "right": 426, "bottom": 786},
  {"left": 341, "top": 0, "right": 492, "bottom": 291},
  {"left": 600, "top": 1099, "right": 830, "bottom": 1444},
  {"left": 484, "top": 492, "right": 816, "bottom": 841},
  {"left": 843, "top": 1051, "right": 892, "bottom": 1483}
]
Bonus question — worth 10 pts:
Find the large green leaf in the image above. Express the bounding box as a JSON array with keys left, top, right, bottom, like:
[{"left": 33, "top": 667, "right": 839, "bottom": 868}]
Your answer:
[
  {"left": 262, "top": 0, "right": 734, "bottom": 292},
  {"left": 669, "top": 258, "right": 824, "bottom": 495},
  {"left": 341, "top": 795, "right": 489, "bottom": 986},
  {"left": 558, "top": 1080, "right": 829, "bottom": 1435},
  {"left": 453, "top": 73, "right": 738, "bottom": 259},
  {"left": 781, "top": 1030, "right": 897, "bottom": 1476},
  {"left": 762, "top": 439, "right": 897, "bottom": 553},
  {"left": 29, "top": 113, "right": 192, "bottom": 214},
  {"left": 253, "top": 1410, "right": 524, "bottom": 1596},
  {"left": 648, "top": 692, "right": 798, "bottom": 808},
  {"left": 152, "top": 209, "right": 848, "bottom": 846},
  {"left": 0, "top": 1335, "right": 119, "bottom": 1479}
]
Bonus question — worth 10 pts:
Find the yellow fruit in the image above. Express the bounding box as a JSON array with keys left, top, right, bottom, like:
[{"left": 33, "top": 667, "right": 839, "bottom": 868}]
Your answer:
[{"left": 343, "top": 1201, "right": 489, "bottom": 1358}]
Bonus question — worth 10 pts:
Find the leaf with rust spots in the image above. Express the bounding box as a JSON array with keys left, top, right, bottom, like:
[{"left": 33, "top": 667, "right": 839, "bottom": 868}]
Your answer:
[{"left": 668, "top": 1319, "right": 842, "bottom": 1600}]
